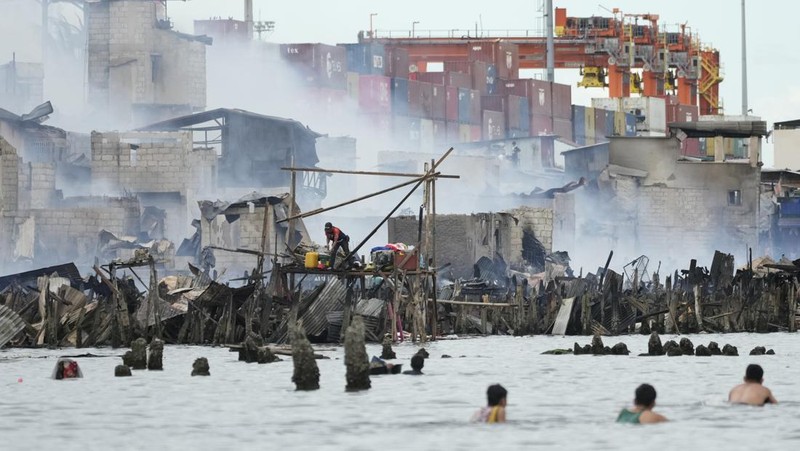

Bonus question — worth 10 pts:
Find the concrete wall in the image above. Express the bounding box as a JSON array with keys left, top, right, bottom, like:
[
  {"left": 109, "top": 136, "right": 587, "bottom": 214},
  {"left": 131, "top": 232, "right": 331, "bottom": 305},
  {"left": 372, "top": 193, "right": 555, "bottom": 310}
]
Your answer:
[
  {"left": 87, "top": 0, "right": 207, "bottom": 126},
  {"left": 27, "top": 163, "right": 57, "bottom": 209},
  {"left": 0, "top": 137, "right": 19, "bottom": 213},
  {"left": 773, "top": 128, "right": 800, "bottom": 171},
  {"left": 200, "top": 206, "right": 262, "bottom": 275}
]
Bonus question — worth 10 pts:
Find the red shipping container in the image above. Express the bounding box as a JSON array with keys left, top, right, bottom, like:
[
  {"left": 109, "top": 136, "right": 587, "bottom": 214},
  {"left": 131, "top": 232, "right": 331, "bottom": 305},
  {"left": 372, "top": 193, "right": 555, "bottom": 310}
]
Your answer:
[
  {"left": 386, "top": 47, "right": 409, "bottom": 79},
  {"left": 481, "top": 95, "right": 506, "bottom": 113},
  {"left": 358, "top": 75, "right": 391, "bottom": 113},
  {"left": 433, "top": 120, "right": 447, "bottom": 147},
  {"left": 469, "top": 89, "right": 482, "bottom": 125},
  {"left": 553, "top": 117, "right": 573, "bottom": 142},
  {"left": 408, "top": 79, "right": 423, "bottom": 117},
  {"left": 529, "top": 79, "right": 553, "bottom": 116},
  {"left": 446, "top": 120, "right": 460, "bottom": 144},
  {"left": 551, "top": 82, "right": 572, "bottom": 120},
  {"left": 471, "top": 61, "right": 490, "bottom": 95},
  {"left": 468, "top": 41, "right": 519, "bottom": 79},
  {"left": 420, "top": 82, "right": 434, "bottom": 119},
  {"left": 666, "top": 105, "right": 677, "bottom": 124},
  {"left": 531, "top": 114, "right": 553, "bottom": 136},
  {"left": 506, "top": 95, "right": 522, "bottom": 130},
  {"left": 443, "top": 61, "right": 471, "bottom": 73},
  {"left": 656, "top": 94, "right": 680, "bottom": 106},
  {"left": 682, "top": 138, "right": 702, "bottom": 157},
  {"left": 417, "top": 71, "right": 472, "bottom": 89},
  {"left": 482, "top": 110, "right": 506, "bottom": 141},
  {"left": 280, "top": 43, "right": 347, "bottom": 89},
  {"left": 431, "top": 84, "right": 446, "bottom": 120},
  {"left": 445, "top": 86, "right": 459, "bottom": 122},
  {"left": 677, "top": 104, "right": 698, "bottom": 122},
  {"left": 498, "top": 78, "right": 531, "bottom": 98},
  {"left": 470, "top": 124, "right": 482, "bottom": 142}
]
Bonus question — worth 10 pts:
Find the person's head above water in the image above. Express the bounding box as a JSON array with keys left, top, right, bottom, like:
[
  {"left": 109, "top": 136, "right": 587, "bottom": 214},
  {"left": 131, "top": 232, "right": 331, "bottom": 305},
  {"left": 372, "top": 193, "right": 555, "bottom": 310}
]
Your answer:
[
  {"left": 745, "top": 364, "right": 764, "bottom": 383},
  {"left": 634, "top": 383, "right": 657, "bottom": 408},
  {"left": 487, "top": 384, "right": 508, "bottom": 407},
  {"left": 410, "top": 354, "right": 424, "bottom": 372}
]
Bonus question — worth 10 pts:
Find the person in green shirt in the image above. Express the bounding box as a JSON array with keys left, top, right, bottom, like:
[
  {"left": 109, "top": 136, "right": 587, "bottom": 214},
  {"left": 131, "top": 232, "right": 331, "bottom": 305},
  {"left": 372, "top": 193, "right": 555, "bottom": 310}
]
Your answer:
[{"left": 617, "top": 384, "right": 668, "bottom": 424}]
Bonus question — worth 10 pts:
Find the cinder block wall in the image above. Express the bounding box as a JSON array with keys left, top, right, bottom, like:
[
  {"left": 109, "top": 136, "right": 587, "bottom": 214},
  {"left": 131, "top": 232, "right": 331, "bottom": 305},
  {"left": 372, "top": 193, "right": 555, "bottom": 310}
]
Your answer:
[
  {"left": 28, "top": 162, "right": 56, "bottom": 209},
  {"left": 0, "top": 138, "right": 20, "bottom": 213}
]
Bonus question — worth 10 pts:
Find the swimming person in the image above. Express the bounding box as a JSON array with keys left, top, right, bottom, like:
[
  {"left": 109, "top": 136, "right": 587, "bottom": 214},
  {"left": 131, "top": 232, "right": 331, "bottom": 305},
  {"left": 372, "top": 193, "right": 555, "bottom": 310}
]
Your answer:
[
  {"left": 52, "top": 358, "right": 83, "bottom": 380},
  {"left": 616, "top": 384, "right": 667, "bottom": 424},
  {"left": 728, "top": 364, "right": 778, "bottom": 406},
  {"left": 402, "top": 354, "right": 424, "bottom": 375},
  {"left": 471, "top": 384, "right": 507, "bottom": 423}
]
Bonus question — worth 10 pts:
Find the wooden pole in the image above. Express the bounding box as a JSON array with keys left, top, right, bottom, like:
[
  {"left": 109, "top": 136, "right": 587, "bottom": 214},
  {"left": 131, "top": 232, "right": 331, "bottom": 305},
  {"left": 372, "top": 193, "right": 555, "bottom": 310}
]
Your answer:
[{"left": 280, "top": 166, "right": 459, "bottom": 179}]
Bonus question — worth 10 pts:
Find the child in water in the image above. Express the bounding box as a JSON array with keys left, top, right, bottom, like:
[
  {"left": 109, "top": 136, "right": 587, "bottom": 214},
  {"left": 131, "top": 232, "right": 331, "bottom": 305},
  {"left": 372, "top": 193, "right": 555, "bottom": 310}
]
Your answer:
[{"left": 471, "top": 384, "right": 507, "bottom": 423}]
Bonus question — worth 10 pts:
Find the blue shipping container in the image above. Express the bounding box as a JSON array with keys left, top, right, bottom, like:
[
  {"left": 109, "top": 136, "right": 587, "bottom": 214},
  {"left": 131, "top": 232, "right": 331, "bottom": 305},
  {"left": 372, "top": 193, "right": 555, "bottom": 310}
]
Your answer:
[
  {"left": 605, "top": 110, "right": 615, "bottom": 137},
  {"left": 340, "top": 43, "right": 385, "bottom": 75},
  {"left": 625, "top": 113, "right": 637, "bottom": 136},
  {"left": 391, "top": 78, "right": 409, "bottom": 116},
  {"left": 458, "top": 87, "right": 471, "bottom": 123},
  {"left": 572, "top": 105, "right": 586, "bottom": 143},
  {"left": 507, "top": 129, "right": 527, "bottom": 139},
  {"left": 520, "top": 101, "right": 530, "bottom": 132}
]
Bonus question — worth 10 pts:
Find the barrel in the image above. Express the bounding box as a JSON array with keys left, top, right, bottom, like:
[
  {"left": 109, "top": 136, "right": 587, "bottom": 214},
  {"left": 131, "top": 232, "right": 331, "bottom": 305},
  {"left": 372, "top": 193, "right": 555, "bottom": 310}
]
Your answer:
[{"left": 305, "top": 252, "right": 319, "bottom": 269}]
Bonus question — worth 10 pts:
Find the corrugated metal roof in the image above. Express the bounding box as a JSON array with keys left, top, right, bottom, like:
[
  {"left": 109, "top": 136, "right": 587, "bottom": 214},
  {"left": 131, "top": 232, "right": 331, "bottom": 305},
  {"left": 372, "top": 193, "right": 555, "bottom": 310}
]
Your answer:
[
  {"left": 0, "top": 263, "right": 83, "bottom": 292},
  {"left": 355, "top": 298, "right": 386, "bottom": 318},
  {"left": 0, "top": 304, "right": 26, "bottom": 348},
  {"left": 300, "top": 278, "right": 347, "bottom": 337}
]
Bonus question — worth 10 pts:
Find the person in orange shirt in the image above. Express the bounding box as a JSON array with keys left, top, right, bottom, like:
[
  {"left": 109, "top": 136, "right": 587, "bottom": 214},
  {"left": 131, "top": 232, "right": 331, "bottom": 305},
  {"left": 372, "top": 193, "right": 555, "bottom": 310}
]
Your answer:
[{"left": 324, "top": 222, "right": 350, "bottom": 269}]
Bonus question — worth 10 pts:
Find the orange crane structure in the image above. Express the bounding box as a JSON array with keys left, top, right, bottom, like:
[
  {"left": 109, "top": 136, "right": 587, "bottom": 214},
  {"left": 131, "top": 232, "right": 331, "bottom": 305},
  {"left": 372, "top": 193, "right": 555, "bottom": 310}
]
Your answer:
[{"left": 369, "top": 7, "right": 723, "bottom": 115}]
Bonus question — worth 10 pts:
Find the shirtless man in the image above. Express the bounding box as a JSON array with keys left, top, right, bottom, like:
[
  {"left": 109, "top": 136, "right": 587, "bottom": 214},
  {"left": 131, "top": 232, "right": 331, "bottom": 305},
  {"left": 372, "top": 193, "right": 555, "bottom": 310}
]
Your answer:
[
  {"left": 729, "top": 364, "right": 778, "bottom": 406},
  {"left": 616, "top": 384, "right": 668, "bottom": 424}
]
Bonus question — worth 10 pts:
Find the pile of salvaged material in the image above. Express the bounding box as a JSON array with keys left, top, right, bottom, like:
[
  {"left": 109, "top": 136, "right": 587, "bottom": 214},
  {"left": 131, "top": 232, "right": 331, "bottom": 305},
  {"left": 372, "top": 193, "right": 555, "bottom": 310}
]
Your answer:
[{"left": 436, "top": 250, "right": 800, "bottom": 337}]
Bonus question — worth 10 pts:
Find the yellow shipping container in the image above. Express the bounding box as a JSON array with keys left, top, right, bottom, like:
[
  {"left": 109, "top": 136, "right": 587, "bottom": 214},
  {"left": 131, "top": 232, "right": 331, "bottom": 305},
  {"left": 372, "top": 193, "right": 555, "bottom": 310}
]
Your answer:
[{"left": 585, "top": 106, "right": 596, "bottom": 141}]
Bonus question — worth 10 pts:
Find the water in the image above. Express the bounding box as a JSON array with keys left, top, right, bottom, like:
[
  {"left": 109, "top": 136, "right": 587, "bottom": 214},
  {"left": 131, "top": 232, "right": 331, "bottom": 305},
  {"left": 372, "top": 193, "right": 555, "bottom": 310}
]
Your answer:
[{"left": 2, "top": 333, "right": 799, "bottom": 451}]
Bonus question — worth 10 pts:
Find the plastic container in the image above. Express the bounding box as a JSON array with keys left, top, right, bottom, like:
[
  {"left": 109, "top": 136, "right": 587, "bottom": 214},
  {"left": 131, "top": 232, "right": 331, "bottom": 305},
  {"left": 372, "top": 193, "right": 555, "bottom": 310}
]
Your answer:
[{"left": 305, "top": 252, "right": 319, "bottom": 269}]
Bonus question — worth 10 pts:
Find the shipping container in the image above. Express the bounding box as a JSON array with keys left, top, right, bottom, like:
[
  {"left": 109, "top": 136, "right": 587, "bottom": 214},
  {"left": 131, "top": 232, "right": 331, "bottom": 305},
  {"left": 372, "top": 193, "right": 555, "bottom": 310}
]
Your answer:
[
  {"left": 519, "top": 99, "right": 530, "bottom": 132},
  {"left": 280, "top": 43, "right": 347, "bottom": 89},
  {"left": 506, "top": 95, "right": 521, "bottom": 129},
  {"left": 358, "top": 75, "right": 391, "bottom": 113},
  {"left": 392, "top": 115, "right": 420, "bottom": 148},
  {"left": 468, "top": 41, "right": 519, "bottom": 79},
  {"left": 498, "top": 78, "right": 531, "bottom": 98},
  {"left": 604, "top": 109, "right": 615, "bottom": 138},
  {"left": 386, "top": 47, "right": 409, "bottom": 79},
  {"left": 431, "top": 84, "right": 446, "bottom": 120},
  {"left": 677, "top": 104, "right": 699, "bottom": 123},
  {"left": 613, "top": 111, "right": 626, "bottom": 136},
  {"left": 506, "top": 129, "right": 528, "bottom": 139},
  {"left": 420, "top": 119, "right": 435, "bottom": 150},
  {"left": 487, "top": 65, "right": 498, "bottom": 94},
  {"left": 391, "top": 78, "right": 409, "bottom": 116},
  {"left": 443, "top": 61, "right": 470, "bottom": 73},
  {"left": 594, "top": 107, "right": 607, "bottom": 141},
  {"left": 408, "top": 80, "right": 422, "bottom": 117},
  {"left": 471, "top": 61, "right": 491, "bottom": 95},
  {"left": 682, "top": 138, "right": 702, "bottom": 157},
  {"left": 458, "top": 123, "right": 472, "bottom": 142},
  {"left": 621, "top": 97, "right": 667, "bottom": 132},
  {"left": 361, "top": 113, "right": 392, "bottom": 136},
  {"left": 656, "top": 94, "right": 680, "bottom": 106},
  {"left": 591, "top": 97, "right": 623, "bottom": 112},
  {"left": 420, "top": 82, "right": 434, "bottom": 119},
  {"left": 529, "top": 79, "right": 554, "bottom": 116},
  {"left": 470, "top": 124, "right": 482, "bottom": 142},
  {"left": 553, "top": 117, "right": 572, "bottom": 142},
  {"left": 625, "top": 113, "right": 637, "bottom": 136},
  {"left": 585, "top": 106, "right": 596, "bottom": 141},
  {"left": 446, "top": 121, "right": 461, "bottom": 144},
  {"left": 572, "top": 105, "right": 586, "bottom": 143},
  {"left": 531, "top": 114, "right": 553, "bottom": 136},
  {"left": 551, "top": 82, "right": 572, "bottom": 120},
  {"left": 417, "top": 71, "right": 472, "bottom": 89},
  {"left": 458, "top": 88, "right": 471, "bottom": 123},
  {"left": 445, "top": 86, "right": 459, "bottom": 122},
  {"left": 340, "top": 43, "right": 385, "bottom": 75},
  {"left": 483, "top": 110, "right": 506, "bottom": 141},
  {"left": 469, "top": 90, "right": 482, "bottom": 125},
  {"left": 346, "top": 72, "right": 360, "bottom": 100},
  {"left": 482, "top": 95, "right": 506, "bottom": 113},
  {"left": 433, "top": 120, "right": 447, "bottom": 148}
]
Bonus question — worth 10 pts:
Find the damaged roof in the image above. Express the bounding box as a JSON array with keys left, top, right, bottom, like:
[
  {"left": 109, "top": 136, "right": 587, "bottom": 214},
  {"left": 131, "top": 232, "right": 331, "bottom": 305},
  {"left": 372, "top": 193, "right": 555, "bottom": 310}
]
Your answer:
[
  {"left": 0, "top": 262, "right": 82, "bottom": 292},
  {"left": 669, "top": 121, "right": 768, "bottom": 138},
  {"left": 138, "top": 108, "right": 323, "bottom": 138}
]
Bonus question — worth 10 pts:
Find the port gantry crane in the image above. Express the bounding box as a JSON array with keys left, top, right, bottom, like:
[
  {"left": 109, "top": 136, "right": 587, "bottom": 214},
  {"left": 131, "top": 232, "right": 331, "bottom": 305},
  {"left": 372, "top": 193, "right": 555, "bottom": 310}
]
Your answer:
[{"left": 368, "top": 7, "right": 723, "bottom": 115}]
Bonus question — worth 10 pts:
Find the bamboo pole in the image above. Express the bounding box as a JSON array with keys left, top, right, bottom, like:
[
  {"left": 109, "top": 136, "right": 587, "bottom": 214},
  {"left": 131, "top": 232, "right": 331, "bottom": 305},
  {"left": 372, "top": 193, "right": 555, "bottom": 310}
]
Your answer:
[{"left": 280, "top": 166, "right": 459, "bottom": 179}]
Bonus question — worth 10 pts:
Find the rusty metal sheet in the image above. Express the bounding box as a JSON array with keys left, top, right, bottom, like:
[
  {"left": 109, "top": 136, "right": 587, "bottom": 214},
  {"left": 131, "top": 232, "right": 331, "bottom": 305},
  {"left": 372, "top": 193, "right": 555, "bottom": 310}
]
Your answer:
[{"left": 0, "top": 304, "right": 26, "bottom": 348}]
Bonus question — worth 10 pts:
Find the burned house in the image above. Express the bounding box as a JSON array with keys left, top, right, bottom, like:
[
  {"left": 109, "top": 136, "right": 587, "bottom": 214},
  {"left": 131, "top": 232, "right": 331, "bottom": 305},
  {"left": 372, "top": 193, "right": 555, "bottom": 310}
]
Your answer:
[
  {"left": 141, "top": 108, "right": 326, "bottom": 208},
  {"left": 0, "top": 58, "right": 44, "bottom": 114},
  {"left": 564, "top": 120, "right": 766, "bottom": 266},
  {"left": 86, "top": 0, "right": 210, "bottom": 127}
]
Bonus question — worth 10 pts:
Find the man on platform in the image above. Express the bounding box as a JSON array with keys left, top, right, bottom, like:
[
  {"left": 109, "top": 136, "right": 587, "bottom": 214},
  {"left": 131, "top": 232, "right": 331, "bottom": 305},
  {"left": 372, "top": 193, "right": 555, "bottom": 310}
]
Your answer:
[{"left": 325, "top": 222, "right": 351, "bottom": 270}]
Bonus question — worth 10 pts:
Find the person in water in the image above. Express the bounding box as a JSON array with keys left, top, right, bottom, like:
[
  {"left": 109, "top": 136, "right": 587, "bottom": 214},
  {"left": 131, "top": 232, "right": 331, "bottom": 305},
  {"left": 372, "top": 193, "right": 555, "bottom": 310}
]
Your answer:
[
  {"left": 728, "top": 364, "right": 778, "bottom": 406},
  {"left": 471, "top": 384, "right": 507, "bottom": 423},
  {"left": 52, "top": 358, "right": 83, "bottom": 380},
  {"left": 616, "top": 384, "right": 667, "bottom": 424},
  {"left": 402, "top": 354, "right": 424, "bottom": 375}
]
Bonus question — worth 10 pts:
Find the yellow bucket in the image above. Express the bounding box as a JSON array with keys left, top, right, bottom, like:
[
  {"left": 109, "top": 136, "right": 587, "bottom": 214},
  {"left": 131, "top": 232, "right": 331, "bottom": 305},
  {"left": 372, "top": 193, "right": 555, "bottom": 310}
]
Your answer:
[{"left": 305, "top": 252, "right": 319, "bottom": 269}]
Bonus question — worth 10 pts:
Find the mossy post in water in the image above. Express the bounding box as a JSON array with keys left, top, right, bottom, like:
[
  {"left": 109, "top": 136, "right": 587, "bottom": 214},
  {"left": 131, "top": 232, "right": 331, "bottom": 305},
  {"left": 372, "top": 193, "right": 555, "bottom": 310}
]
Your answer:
[
  {"left": 344, "top": 316, "right": 371, "bottom": 392},
  {"left": 148, "top": 338, "right": 164, "bottom": 370},
  {"left": 290, "top": 322, "right": 320, "bottom": 391},
  {"left": 191, "top": 357, "right": 210, "bottom": 376},
  {"left": 114, "top": 365, "right": 132, "bottom": 377},
  {"left": 380, "top": 335, "right": 396, "bottom": 360},
  {"left": 122, "top": 337, "right": 147, "bottom": 370}
]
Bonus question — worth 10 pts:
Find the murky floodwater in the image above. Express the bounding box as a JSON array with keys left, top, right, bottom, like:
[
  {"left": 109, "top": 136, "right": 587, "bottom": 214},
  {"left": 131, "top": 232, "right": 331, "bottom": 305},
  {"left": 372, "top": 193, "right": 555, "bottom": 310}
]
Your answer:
[{"left": 2, "top": 333, "right": 799, "bottom": 451}]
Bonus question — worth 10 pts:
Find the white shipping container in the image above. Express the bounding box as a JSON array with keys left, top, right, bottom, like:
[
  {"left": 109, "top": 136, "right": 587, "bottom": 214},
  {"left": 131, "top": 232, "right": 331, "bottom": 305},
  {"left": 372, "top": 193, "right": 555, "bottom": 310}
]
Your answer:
[
  {"left": 622, "top": 97, "right": 666, "bottom": 133},
  {"left": 420, "top": 119, "right": 435, "bottom": 150},
  {"left": 591, "top": 97, "right": 624, "bottom": 112}
]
